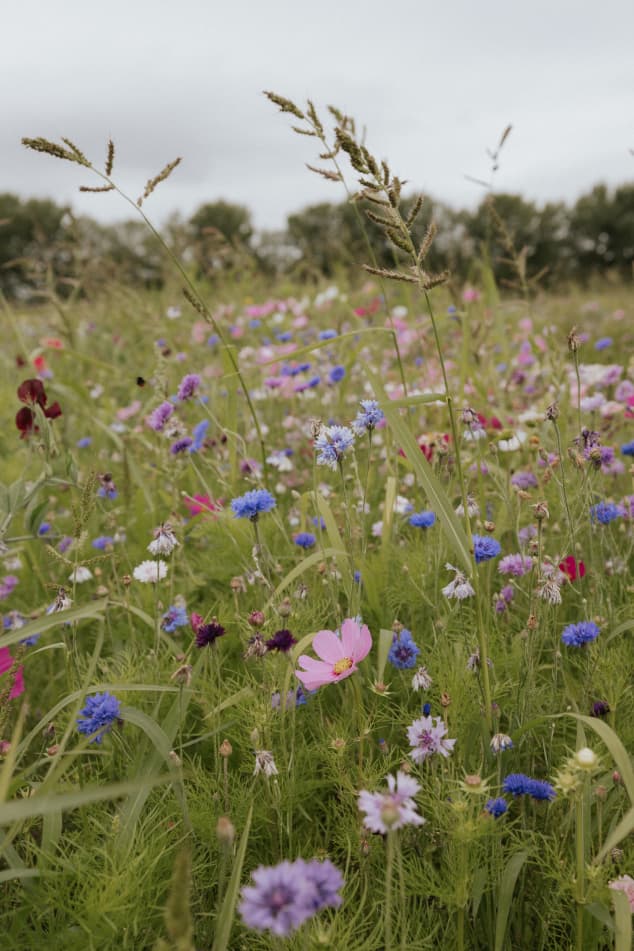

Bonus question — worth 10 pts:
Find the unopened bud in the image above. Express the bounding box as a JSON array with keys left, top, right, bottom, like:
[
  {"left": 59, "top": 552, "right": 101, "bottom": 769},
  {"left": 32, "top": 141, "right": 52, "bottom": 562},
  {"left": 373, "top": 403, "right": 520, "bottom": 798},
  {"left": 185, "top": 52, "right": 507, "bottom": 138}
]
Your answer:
[
  {"left": 440, "top": 691, "right": 451, "bottom": 707},
  {"left": 216, "top": 815, "right": 235, "bottom": 844},
  {"left": 248, "top": 610, "right": 265, "bottom": 627},
  {"left": 574, "top": 747, "right": 598, "bottom": 770},
  {"left": 168, "top": 750, "right": 182, "bottom": 768},
  {"left": 483, "top": 520, "right": 495, "bottom": 533},
  {"left": 612, "top": 770, "right": 621, "bottom": 785},
  {"left": 392, "top": 619, "right": 404, "bottom": 634},
  {"left": 219, "top": 739, "right": 233, "bottom": 758},
  {"left": 46, "top": 744, "right": 60, "bottom": 757},
  {"left": 277, "top": 597, "right": 292, "bottom": 618},
  {"left": 122, "top": 574, "right": 132, "bottom": 587}
]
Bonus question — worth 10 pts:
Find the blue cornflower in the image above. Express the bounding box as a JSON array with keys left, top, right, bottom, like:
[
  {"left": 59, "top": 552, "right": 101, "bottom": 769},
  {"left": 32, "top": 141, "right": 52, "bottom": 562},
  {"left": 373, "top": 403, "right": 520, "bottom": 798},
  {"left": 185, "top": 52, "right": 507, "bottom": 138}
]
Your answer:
[
  {"left": 422, "top": 701, "right": 431, "bottom": 716},
  {"left": 595, "top": 337, "right": 613, "bottom": 351},
  {"left": 314, "top": 425, "right": 355, "bottom": 469},
  {"left": 621, "top": 441, "right": 634, "bottom": 456},
  {"left": 97, "top": 486, "right": 118, "bottom": 500},
  {"left": 561, "top": 620, "right": 600, "bottom": 647},
  {"left": 352, "top": 399, "right": 384, "bottom": 435},
  {"left": 590, "top": 501, "right": 623, "bottom": 524},
  {"left": 189, "top": 419, "right": 209, "bottom": 452},
  {"left": 503, "top": 773, "right": 556, "bottom": 801},
  {"left": 207, "top": 334, "right": 219, "bottom": 347},
  {"left": 353, "top": 570, "right": 362, "bottom": 585},
  {"left": 161, "top": 604, "right": 189, "bottom": 633},
  {"left": 329, "top": 365, "right": 345, "bottom": 384},
  {"left": 294, "top": 532, "right": 316, "bottom": 549},
  {"left": 312, "top": 516, "right": 326, "bottom": 530},
  {"left": 276, "top": 330, "right": 292, "bottom": 342},
  {"left": 473, "top": 535, "right": 501, "bottom": 563},
  {"left": 77, "top": 692, "right": 120, "bottom": 744},
  {"left": 388, "top": 629, "right": 421, "bottom": 670},
  {"left": 92, "top": 536, "right": 115, "bottom": 550},
  {"left": 319, "top": 329, "right": 337, "bottom": 340},
  {"left": 76, "top": 436, "right": 92, "bottom": 448},
  {"left": 37, "top": 522, "right": 51, "bottom": 536},
  {"left": 485, "top": 798, "right": 508, "bottom": 818},
  {"left": 409, "top": 511, "right": 436, "bottom": 529},
  {"left": 231, "top": 489, "right": 276, "bottom": 521}
]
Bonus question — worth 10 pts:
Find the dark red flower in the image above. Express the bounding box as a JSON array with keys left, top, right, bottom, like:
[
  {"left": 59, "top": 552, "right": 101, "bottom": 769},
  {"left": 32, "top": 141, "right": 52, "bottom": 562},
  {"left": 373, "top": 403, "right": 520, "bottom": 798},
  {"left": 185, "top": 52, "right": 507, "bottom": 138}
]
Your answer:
[
  {"left": 558, "top": 556, "right": 586, "bottom": 582},
  {"left": 15, "top": 379, "right": 62, "bottom": 437}
]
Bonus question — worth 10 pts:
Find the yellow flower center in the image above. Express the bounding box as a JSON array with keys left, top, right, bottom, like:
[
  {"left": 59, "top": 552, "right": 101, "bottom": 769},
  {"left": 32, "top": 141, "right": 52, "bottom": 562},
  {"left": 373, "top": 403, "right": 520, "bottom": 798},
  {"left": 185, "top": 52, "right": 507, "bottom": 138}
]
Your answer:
[{"left": 332, "top": 657, "right": 353, "bottom": 675}]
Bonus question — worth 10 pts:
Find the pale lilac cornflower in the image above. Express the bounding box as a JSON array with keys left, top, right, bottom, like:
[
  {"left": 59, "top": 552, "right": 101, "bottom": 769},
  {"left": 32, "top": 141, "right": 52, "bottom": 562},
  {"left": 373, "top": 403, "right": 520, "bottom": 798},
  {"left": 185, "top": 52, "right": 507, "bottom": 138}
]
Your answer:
[
  {"left": 407, "top": 714, "right": 456, "bottom": 764},
  {"left": 608, "top": 875, "right": 634, "bottom": 912},
  {"left": 490, "top": 733, "right": 514, "bottom": 753},
  {"left": 455, "top": 496, "right": 480, "bottom": 517},
  {"left": 239, "top": 858, "right": 344, "bottom": 937},
  {"left": 498, "top": 553, "right": 533, "bottom": 577},
  {"left": 442, "top": 564, "right": 475, "bottom": 600},
  {"left": 358, "top": 771, "right": 425, "bottom": 833}
]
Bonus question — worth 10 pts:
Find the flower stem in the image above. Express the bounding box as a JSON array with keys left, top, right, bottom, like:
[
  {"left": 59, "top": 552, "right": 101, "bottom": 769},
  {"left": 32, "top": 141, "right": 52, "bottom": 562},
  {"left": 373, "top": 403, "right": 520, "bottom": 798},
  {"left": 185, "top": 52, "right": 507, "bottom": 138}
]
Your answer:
[{"left": 385, "top": 831, "right": 396, "bottom": 950}]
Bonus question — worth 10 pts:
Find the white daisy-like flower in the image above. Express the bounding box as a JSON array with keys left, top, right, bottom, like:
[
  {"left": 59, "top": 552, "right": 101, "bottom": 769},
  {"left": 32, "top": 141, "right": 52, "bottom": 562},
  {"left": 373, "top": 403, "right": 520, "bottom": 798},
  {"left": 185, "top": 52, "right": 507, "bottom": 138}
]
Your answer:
[
  {"left": 68, "top": 566, "right": 93, "bottom": 584},
  {"left": 133, "top": 560, "right": 168, "bottom": 583}
]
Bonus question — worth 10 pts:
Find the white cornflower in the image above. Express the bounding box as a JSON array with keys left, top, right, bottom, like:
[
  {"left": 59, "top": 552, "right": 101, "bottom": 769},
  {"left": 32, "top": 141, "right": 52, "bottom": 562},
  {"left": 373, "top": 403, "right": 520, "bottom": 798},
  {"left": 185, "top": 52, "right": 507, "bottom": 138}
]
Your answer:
[
  {"left": 412, "top": 666, "right": 433, "bottom": 691},
  {"left": 358, "top": 771, "right": 425, "bottom": 834},
  {"left": 147, "top": 523, "right": 179, "bottom": 557},
  {"left": 393, "top": 495, "right": 413, "bottom": 515},
  {"left": 442, "top": 564, "right": 475, "bottom": 600},
  {"left": 455, "top": 496, "right": 480, "bottom": 517},
  {"left": 253, "top": 750, "right": 278, "bottom": 778},
  {"left": 68, "top": 566, "right": 93, "bottom": 584},
  {"left": 490, "top": 733, "right": 514, "bottom": 754},
  {"left": 133, "top": 560, "right": 168, "bottom": 583}
]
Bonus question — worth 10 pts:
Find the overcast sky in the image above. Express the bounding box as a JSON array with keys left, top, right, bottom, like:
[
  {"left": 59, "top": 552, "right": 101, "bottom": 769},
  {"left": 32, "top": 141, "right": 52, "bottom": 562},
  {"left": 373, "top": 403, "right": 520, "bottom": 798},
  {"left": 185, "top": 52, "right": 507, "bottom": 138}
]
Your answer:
[{"left": 3, "top": 0, "right": 633, "bottom": 230}]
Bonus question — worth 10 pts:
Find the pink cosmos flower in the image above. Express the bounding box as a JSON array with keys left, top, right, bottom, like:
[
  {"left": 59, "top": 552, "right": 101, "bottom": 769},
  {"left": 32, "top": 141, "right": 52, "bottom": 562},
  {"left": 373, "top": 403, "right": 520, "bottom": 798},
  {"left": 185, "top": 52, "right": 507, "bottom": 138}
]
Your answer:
[
  {"left": 295, "top": 618, "right": 372, "bottom": 690},
  {"left": 0, "top": 647, "right": 25, "bottom": 700},
  {"left": 608, "top": 875, "right": 634, "bottom": 912}
]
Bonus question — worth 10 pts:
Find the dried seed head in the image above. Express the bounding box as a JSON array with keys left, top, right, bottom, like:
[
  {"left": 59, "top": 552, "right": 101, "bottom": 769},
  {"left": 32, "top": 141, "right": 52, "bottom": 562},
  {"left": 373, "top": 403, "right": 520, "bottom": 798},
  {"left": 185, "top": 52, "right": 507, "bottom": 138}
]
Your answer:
[{"left": 219, "top": 739, "right": 233, "bottom": 758}]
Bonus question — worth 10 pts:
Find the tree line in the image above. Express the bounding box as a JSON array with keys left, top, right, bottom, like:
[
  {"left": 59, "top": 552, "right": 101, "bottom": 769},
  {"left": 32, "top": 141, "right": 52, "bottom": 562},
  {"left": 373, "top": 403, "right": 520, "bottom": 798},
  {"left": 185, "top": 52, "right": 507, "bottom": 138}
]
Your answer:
[{"left": 0, "top": 183, "right": 632, "bottom": 301}]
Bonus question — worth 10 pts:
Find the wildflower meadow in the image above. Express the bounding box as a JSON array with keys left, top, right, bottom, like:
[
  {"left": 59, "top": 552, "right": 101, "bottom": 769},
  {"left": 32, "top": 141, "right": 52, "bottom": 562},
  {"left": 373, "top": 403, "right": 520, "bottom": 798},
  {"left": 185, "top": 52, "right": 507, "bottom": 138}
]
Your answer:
[{"left": 1, "top": 94, "right": 633, "bottom": 950}]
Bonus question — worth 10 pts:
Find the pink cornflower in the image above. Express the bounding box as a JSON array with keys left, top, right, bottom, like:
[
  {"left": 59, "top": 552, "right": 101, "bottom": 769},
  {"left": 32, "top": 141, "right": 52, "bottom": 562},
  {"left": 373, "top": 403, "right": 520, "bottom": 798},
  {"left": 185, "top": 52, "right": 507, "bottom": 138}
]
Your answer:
[
  {"left": 358, "top": 771, "right": 425, "bottom": 833},
  {"left": 0, "top": 647, "right": 24, "bottom": 700},
  {"left": 407, "top": 714, "right": 456, "bottom": 764},
  {"left": 295, "top": 618, "right": 372, "bottom": 690}
]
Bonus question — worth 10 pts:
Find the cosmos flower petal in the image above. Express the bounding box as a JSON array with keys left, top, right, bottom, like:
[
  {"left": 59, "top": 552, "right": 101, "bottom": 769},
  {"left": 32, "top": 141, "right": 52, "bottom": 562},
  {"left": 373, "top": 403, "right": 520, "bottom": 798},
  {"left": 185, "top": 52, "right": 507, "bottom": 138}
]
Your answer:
[{"left": 312, "top": 629, "right": 346, "bottom": 663}]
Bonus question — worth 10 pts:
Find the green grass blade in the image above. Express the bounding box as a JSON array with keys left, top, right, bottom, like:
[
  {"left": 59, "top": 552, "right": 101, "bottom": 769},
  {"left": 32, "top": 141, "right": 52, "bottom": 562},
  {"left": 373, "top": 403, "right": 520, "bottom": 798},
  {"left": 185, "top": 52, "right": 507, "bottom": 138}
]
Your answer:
[
  {"left": 0, "top": 598, "right": 108, "bottom": 650},
  {"left": 265, "top": 546, "right": 347, "bottom": 608},
  {"left": 614, "top": 889, "right": 632, "bottom": 951},
  {"left": 495, "top": 850, "right": 528, "bottom": 951},
  {"left": 0, "top": 777, "right": 170, "bottom": 825},
  {"left": 313, "top": 492, "right": 353, "bottom": 601},
  {"left": 211, "top": 802, "right": 253, "bottom": 951}
]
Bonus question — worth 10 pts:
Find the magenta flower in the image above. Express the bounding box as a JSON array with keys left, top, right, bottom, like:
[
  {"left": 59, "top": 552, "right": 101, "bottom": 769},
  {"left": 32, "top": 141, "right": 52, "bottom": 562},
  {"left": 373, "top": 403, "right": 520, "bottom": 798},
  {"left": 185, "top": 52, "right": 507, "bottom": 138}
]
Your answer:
[
  {"left": 295, "top": 618, "right": 372, "bottom": 690},
  {"left": 0, "top": 647, "right": 25, "bottom": 700}
]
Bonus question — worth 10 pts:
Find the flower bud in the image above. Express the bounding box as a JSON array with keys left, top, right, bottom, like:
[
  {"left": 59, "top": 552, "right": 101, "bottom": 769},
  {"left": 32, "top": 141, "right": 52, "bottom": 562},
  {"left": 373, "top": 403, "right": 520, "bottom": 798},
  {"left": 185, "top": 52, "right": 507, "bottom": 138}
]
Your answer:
[
  {"left": 574, "top": 747, "right": 598, "bottom": 770},
  {"left": 219, "top": 739, "right": 233, "bottom": 758},
  {"left": 216, "top": 816, "right": 235, "bottom": 844}
]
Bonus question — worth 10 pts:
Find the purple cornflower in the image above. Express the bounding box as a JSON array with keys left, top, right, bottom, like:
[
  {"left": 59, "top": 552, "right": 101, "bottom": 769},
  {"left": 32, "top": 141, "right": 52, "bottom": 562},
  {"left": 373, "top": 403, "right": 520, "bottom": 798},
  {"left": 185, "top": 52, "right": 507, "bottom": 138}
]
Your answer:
[
  {"left": 358, "top": 771, "right": 425, "bottom": 833},
  {"left": 176, "top": 373, "right": 201, "bottom": 401},
  {"left": 511, "top": 470, "right": 538, "bottom": 489},
  {"left": 498, "top": 553, "right": 533, "bottom": 577},
  {"left": 147, "top": 401, "right": 174, "bottom": 432},
  {"left": 231, "top": 489, "right": 276, "bottom": 521},
  {"left": 266, "top": 629, "right": 297, "bottom": 653},
  {"left": 314, "top": 425, "right": 355, "bottom": 469},
  {"left": 591, "top": 700, "right": 610, "bottom": 717},
  {"left": 561, "top": 620, "right": 600, "bottom": 647},
  {"left": 485, "top": 798, "right": 508, "bottom": 818},
  {"left": 293, "top": 532, "right": 316, "bottom": 549},
  {"left": 76, "top": 692, "right": 120, "bottom": 744},
  {"left": 473, "top": 535, "right": 501, "bottom": 564},
  {"left": 195, "top": 619, "right": 226, "bottom": 648},
  {"left": 92, "top": 536, "right": 115, "bottom": 550},
  {"left": 590, "top": 501, "right": 623, "bottom": 525},
  {"left": 503, "top": 773, "right": 556, "bottom": 801},
  {"left": 388, "top": 629, "right": 421, "bottom": 670},
  {"left": 352, "top": 399, "right": 384, "bottom": 435},
  {"left": 239, "top": 859, "right": 344, "bottom": 937},
  {"left": 0, "top": 576, "right": 19, "bottom": 600},
  {"left": 407, "top": 714, "right": 456, "bottom": 764},
  {"left": 409, "top": 511, "right": 436, "bottom": 529},
  {"left": 170, "top": 437, "right": 193, "bottom": 454}
]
